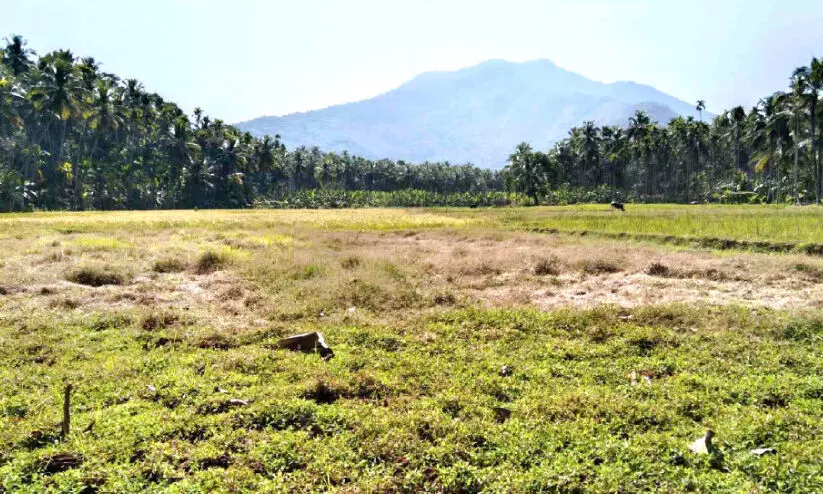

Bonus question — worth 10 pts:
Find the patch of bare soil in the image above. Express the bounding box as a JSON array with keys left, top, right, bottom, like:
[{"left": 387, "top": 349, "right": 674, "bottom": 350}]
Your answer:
[
  {"left": 3, "top": 229, "right": 823, "bottom": 324},
  {"left": 364, "top": 230, "right": 823, "bottom": 310},
  {"left": 0, "top": 243, "right": 268, "bottom": 333}
]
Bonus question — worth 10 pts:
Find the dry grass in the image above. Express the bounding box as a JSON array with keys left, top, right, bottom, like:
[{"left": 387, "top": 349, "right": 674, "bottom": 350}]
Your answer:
[
  {"left": 646, "top": 262, "right": 672, "bottom": 277},
  {"left": 194, "top": 250, "right": 226, "bottom": 274},
  {"left": 576, "top": 257, "right": 623, "bottom": 274},
  {"left": 65, "top": 264, "right": 127, "bottom": 287},
  {"left": 533, "top": 256, "right": 561, "bottom": 276},
  {"left": 140, "top": 310, "right": 180, "bottom": 331},
  {"left": 341, "top": 255, "right": 361, "bottom": 269},
  {"left": 794, "top": 262, "right": 823, "bottom": 282},
  {"left": 0, "top": 213, "right": 822, "bottom": 340},
  {"left": 152, "top": 256, "right": 188, "bottom": 273}
]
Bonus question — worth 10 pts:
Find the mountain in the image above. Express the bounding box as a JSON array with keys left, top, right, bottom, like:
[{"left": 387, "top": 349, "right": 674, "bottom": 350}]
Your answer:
[{"left": 236, "top": 59, "right": 707, "bottom": 169}]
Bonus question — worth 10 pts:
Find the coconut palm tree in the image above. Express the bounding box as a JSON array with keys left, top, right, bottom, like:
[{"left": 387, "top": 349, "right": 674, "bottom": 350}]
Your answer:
[
  {"left": 696, "top": 100, "right": 706, "bottom": 123},
  {"left": 578, "top": 121, "right": 601, "bottom": 187},
  {"left": 729, "top": 106, "right": 747, "bottom": 172},
  {"left": 789, "top": 68, "right": 809, "bottom": 204},
  {"left": 2, "top": 35, "right": 34, "bottom": 76},
  {"left": 0, "top": 74, "right": 22, "bottom": 131},
  {"left": 505, "top": 142, "right": 545, "bottom": 204},
  {"left": 807, "top": 58, "right": 822, "bottom": 203},
  {"left": 748, "top": 93, "right": 791, "bottom": 202},
  {"left": 26, "top": 50, "right": 85, "bottom": 207},
  {"left": 627, "top": 111, "right": 652, "bottom": 197}
]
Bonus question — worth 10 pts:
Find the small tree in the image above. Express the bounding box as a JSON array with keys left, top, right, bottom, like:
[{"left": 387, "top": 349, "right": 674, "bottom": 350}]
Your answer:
[{"left": 505, "top": 142, "right": 547, "bottom": 205}]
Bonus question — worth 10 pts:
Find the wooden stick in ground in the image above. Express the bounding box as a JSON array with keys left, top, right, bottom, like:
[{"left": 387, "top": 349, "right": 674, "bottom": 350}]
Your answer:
[{"left": 62, "top": 384, "right": 72, "bottom": 439}]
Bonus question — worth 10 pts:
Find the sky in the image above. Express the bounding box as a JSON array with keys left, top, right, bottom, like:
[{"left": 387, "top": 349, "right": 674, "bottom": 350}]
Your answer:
[{"left": 4, "top": 0, "right": 823, "bottom": 123}]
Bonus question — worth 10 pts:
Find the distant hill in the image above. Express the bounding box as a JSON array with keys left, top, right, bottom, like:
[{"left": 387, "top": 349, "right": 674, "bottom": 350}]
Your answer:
[{"left": 236, "top": 59, "right": 707, "bottom": 169}]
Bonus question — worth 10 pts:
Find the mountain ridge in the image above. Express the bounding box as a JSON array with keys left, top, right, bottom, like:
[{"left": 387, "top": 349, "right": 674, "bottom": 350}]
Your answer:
[{"left": 236, "top": 59, "right": 707, "bottom": 168}]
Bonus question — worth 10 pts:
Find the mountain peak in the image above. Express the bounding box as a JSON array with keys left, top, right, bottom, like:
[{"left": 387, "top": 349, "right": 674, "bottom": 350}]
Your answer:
[{"left": 237, "top": 61, "right": 701, "bottom": 168}]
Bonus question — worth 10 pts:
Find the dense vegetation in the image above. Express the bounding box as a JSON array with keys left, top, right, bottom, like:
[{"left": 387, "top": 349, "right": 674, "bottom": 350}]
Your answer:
[
  {"left": 0, "top": 35, "right": 821, "bottom": 211},
  {"left": 505, "top": 60, "right": 823, "bottom": 205}
]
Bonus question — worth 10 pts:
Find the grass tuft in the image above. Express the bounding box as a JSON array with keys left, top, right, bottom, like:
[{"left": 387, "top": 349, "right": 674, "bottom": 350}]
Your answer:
[
  {"left": 152, "top": 256, "right": 188, "bottom": 273},
  {"left": 141, "top": 310, "right": 179, "bottom": 331},
  {"left": 341, "top": 255, "right": 361, "bottom": 269},
  {"left": 194, "top": 250, "right": 226, "bottom": 274},
  {"left": 433, "top": 291, "right": 457, "bottom": 306},
  {"left": 794, "top": 262, "right": 823, "bottom": 282},
  {"left": 303, "top": 379, "right": 341, "bottom": 404},
  {"left": 646, "top": 262, "right": 671, "bottom": 277},
  {"left": 66, "top": 264, "right": 126, "bottom": 286},
  {"left": 577, "top": 257, "right": 622, "bottom": 274},
  {"left": 533, "top": 256, "right": 561, "bottom": 276}
]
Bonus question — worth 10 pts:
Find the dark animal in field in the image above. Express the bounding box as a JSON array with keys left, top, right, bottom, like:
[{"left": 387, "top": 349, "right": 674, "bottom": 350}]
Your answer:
[{"left": 610, "top": 201, "right": 625, "bottom": 211}]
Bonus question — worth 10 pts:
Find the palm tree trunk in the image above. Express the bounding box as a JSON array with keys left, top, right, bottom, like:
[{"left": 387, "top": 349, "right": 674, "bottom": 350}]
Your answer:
[
  {"left": 812, "top": 97, "right": 819, "bottom": 204},
  {"left": 775, "top": 150, "right": 783, "bottom": 204},
  {"left": 735, "top": 127, "right": 741, "bottom": 172},
  {"left": 795, "top": 112, "right": 800, "bottom": 204}
]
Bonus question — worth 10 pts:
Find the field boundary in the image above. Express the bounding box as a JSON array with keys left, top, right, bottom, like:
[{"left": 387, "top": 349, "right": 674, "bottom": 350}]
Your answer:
[{"left": 529, "top": 227, "right": 823, "bottom": 256}]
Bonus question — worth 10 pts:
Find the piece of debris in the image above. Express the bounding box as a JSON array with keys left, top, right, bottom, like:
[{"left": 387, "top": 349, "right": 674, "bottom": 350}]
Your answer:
[
  {"left": 347, "top": 307, "right": 357, "bottom": 314},
  {"left": 750, "top": 447, "right": 776, "bottom": 456},
  {"left": 499, "top": 365, "right": 512, "bottom": 377},
  {"left": 610, "top": 201, "right": 625, "bottom": 211},
  {"left": 643, "top": 375, "right": 652, "bottom": 385},
  {"left": 228, "top": 398, "right": 249, "bottom": 407},
  {"left": 688, "top": 430, "right": 714, "bottom": 454},
  {"left": 147, "top": 384, "right": 156, "bottom": 393},
  {"left": 277, "top": 332, "right": 334, "bottom": 360},
  {"left": 42, "top": 452, "right": 83, "bottom": 474},
  {"left": 630, "top": 371, "right": 638, "bottom": 385}
]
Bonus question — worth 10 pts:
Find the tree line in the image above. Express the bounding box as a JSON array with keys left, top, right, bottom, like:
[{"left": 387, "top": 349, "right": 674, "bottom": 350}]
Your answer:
[
  {"left": 505, "top": 59, "right": 823, "bottom": 205},
  {"left": 1, "top": 35, "right": 821, "bottom": 211},
  {"left": 0, "top": 35, "right": 503, "bottom": 212}
]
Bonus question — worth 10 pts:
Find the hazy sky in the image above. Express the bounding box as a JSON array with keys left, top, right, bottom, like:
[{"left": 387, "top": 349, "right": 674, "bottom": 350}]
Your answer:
[{"left": 4, "top": 0, "right": 822, "bottom": 123}]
